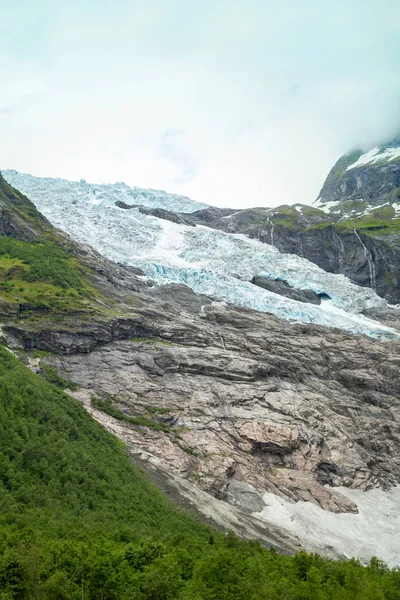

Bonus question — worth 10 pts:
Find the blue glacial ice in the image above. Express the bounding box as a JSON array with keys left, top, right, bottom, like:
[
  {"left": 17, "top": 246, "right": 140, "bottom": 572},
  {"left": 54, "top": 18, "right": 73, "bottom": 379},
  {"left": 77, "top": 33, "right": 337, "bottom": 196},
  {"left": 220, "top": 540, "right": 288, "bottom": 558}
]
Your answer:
[{"left": 4, "top": 170, "right": 400, "bottom": 340}]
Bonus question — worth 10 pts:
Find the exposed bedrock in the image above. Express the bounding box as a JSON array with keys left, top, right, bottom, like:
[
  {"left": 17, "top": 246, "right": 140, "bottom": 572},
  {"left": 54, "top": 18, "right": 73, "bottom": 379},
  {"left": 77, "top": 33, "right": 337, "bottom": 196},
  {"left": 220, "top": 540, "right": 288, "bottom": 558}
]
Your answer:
[{"left": 16, "top": 283, "right": 399, "bottom": 522}]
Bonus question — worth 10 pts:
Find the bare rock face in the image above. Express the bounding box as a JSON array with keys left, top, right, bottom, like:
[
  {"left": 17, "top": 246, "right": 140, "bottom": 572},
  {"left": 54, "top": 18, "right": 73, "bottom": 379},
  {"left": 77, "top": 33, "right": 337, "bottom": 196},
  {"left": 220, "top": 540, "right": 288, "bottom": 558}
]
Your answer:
[{"left": 24, "top": 283, "right": 400, "bottom": 526}]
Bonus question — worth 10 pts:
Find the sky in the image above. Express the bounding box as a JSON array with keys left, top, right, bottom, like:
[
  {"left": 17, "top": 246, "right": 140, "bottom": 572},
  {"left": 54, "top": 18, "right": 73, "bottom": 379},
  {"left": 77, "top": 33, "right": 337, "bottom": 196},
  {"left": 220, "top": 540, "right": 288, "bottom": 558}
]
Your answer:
[{"left": 1, "top": 0, "right": 400, "bottom": 208}]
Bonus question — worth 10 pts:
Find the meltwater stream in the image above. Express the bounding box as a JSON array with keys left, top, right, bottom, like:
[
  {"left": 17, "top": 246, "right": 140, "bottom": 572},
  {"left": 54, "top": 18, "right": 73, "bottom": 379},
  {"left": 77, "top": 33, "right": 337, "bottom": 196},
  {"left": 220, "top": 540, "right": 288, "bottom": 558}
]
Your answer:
[{"left": 4, "top": 170, "right": 400, "bottom": 340}]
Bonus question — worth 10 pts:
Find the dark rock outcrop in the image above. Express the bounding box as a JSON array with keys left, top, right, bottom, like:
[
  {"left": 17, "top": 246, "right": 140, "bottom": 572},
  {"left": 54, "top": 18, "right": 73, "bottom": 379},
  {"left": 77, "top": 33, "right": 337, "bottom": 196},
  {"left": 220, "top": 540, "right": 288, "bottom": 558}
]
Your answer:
[
  {"left": 115, "top": 200, "right": 195, "bottom": 226},
  {"left": 251, "top": 276, "right": 321, "bottom": 305},
  {"left": 138, "top": 206, "right": 194, "bottom": 226}
]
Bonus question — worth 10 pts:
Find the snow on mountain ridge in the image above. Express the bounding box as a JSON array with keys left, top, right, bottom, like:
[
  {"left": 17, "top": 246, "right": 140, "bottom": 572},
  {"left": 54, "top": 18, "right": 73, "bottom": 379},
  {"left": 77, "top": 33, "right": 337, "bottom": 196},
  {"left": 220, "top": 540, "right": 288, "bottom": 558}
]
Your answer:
[
  {"left": 3, "top": 170, "right": 400, "bottom": 340},
  {"left": 346, "top": 146, "right": 400, "bottom": 170}
]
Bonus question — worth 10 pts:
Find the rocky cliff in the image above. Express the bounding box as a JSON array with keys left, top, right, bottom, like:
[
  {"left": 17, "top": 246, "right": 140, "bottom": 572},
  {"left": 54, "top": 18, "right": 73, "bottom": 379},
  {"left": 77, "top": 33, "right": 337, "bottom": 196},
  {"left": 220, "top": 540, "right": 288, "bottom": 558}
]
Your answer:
[
  {"left": 317, "top": 138, "right": 400, "bottom": 206},
  {"left": 2, "top": 173, "right": 400, "bottom": 562}
]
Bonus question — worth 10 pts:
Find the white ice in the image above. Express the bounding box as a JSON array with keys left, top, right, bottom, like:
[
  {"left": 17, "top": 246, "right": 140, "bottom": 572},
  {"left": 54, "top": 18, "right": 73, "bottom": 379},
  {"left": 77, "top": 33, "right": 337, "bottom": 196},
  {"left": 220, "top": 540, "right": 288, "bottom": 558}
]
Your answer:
[
  {"left": 3, "top": 170, "right": 207, "bottom": 213},
  {"left": 256, "top": 486, "right": 400, "bottom": 567},
  {"left": 4, "top": 170, "right": 400, "bottom": 340}
]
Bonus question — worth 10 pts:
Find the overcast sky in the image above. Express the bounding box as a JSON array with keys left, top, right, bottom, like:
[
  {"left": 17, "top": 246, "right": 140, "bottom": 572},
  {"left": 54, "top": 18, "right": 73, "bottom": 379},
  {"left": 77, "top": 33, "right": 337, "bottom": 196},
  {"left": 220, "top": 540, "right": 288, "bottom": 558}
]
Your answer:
[{"left": 1, "top": 0, "right": 399, "bottom": 208}]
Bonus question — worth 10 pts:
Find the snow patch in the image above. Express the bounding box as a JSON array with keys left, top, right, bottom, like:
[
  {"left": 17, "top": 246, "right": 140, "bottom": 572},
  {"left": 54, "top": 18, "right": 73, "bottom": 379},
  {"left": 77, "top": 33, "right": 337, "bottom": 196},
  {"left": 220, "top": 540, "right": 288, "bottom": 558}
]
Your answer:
[
  {"left": 313, "top": 199, "right": 341, "bottom": 213},
  {"left": 222, "top": 211, "right": 241, "bottom": 219},
  {"left": 256, "top": 486, "right": 400, "bottom": 567},
  {"left": 347, "top": 146, "right": 400, "bottom": 170}
]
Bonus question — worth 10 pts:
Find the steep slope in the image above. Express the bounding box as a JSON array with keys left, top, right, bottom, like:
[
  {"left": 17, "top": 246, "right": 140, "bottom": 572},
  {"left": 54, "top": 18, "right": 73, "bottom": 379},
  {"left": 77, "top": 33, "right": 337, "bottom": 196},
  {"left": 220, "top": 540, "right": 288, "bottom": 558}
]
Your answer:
[
  {"left": 0, "top": 171, "right": 59, "bottom": 241},
  {"left": 6, "top": 161, "right": 400, "bottom": 304},
  {"left": 2, "top": 174, "right": 400, "bottom": 566}
]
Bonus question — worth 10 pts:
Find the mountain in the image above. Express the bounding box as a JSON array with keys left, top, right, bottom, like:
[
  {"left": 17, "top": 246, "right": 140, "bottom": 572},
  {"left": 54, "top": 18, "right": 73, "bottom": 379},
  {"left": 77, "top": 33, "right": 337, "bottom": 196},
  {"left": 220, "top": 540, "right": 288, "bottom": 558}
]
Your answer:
[
  {"left": 2, "top": 165, "right": 400, "bottom": 571},
  {"left": 317, "top": 137, "right": 400, "bottom": 207},
  {"left": 182, "top": 138, "right": 400, "bottom": 303},
  {"left": 2, "top": 170, "right": 399, "bottom": 339},
  {"left": 6, "top": 145, "right": 400, "bottom": 305},
  {"left": 18, "top": 138, "right": 392, "bottom": 305}
]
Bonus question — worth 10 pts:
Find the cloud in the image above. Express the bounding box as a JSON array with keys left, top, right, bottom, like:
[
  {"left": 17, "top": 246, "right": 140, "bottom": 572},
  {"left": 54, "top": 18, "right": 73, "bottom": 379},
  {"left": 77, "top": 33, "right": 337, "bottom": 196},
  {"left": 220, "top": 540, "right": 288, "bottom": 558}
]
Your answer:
[
  {"left": 158, "top": 130, "right": 196, "bottom": 184},
  {"left": 0, "top": 0, "right": 399, "bottom": 207}
]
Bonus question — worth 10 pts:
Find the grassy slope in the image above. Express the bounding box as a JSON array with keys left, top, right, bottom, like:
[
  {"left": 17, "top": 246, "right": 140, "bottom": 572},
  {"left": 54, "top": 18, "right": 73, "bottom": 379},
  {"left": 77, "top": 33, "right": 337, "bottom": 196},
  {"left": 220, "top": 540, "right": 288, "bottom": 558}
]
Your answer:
[
  {"left": 0, "top": 174, "right": 115, "bottom": 321},
  {"left": 262, "top": 203, "right": 400, "bottom": 240},
  {"left": 0, "top": 236, "right": 95, "bottom": 315}
]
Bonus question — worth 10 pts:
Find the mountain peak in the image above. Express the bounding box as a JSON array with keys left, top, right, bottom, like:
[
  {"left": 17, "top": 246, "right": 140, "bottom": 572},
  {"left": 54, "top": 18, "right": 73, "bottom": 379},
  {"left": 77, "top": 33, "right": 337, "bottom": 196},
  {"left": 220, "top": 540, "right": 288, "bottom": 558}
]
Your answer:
[{"left": 316, "top": 138, "right": 400, "bottom": 208}]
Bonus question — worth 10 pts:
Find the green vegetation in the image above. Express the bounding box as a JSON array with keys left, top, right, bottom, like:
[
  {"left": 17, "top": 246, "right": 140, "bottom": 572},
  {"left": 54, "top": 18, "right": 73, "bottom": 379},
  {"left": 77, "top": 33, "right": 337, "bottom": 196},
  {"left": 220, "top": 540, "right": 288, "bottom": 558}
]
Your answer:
[
  {"left": 1, "top": 346, "right": 400, "bottom": 598},
  {"left": 39, "top": 362, "right": 79, "bottom": 391},
  {"left": 370, "top": 205, "right": 396, "bottom": 219},
  {"left": 91, "top": 395, "right": 170, "bottom": 431},
  {"left": 385, "top": 187, "right": 400, "bottom": 203},
  {"left": 271, "top": 204, "right": 325, "bottom": 219},
  {"left": 299, "top": 205, "right": 327, "bottom": 218},
  {"left": 333, "top": 215, "right": 400, "bottom": 237},
  {"left": 243, "top": 205, "right": 328, "bottom": 234},
  {"left": 332, "top": 199, "right": 369, "bottom": 215},
  {"left": 31, "top": 349, "right": 53, "bottom": 359},
  {"left": 147, "top": 406, "right": 172, "bottom": 415},
  {"left": 325, "top": 150, "right": 363, "bottom": 183},
  {"left": 0, "top": 236, "right": 94, "bottom": 314},
  {"left": 301, "top": 210, "right": 400, "bottom": 239}
]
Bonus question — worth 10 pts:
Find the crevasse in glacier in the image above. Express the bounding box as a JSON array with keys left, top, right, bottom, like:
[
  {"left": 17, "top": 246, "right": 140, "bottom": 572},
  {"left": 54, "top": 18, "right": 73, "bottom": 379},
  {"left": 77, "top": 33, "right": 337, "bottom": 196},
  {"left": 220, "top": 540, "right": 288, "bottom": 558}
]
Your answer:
[{"left": 3, "top": 170, "right": 400, "bottom": 340}]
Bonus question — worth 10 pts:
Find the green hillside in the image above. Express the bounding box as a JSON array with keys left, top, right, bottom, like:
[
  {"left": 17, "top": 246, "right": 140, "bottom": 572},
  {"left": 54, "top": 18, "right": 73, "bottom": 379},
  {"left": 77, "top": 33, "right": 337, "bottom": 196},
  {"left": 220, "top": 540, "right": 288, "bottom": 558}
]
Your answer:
[{"left": 1, "top": 346, "right": 400, "bottom": 599}]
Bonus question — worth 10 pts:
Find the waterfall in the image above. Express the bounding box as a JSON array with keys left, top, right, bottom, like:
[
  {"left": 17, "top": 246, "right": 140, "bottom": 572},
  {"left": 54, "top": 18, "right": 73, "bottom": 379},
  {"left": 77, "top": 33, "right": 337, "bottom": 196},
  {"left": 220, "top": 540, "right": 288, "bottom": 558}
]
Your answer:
[
  {"left": 354, "top": 229, "right": 376, "bottom": 290},
  {"left": 267, "top": 217, "right": 275, "bottom": 246}
]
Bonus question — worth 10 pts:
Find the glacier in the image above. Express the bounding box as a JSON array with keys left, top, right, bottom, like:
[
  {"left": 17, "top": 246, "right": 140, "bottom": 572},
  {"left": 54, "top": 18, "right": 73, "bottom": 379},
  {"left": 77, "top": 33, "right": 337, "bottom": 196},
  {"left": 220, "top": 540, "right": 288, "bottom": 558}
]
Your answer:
[
  {"left": 4, "top": 170, "right": 400, "bottom": 340},
  {"left": 3, "top": 170, "right": 208, "bottom": 213}
]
